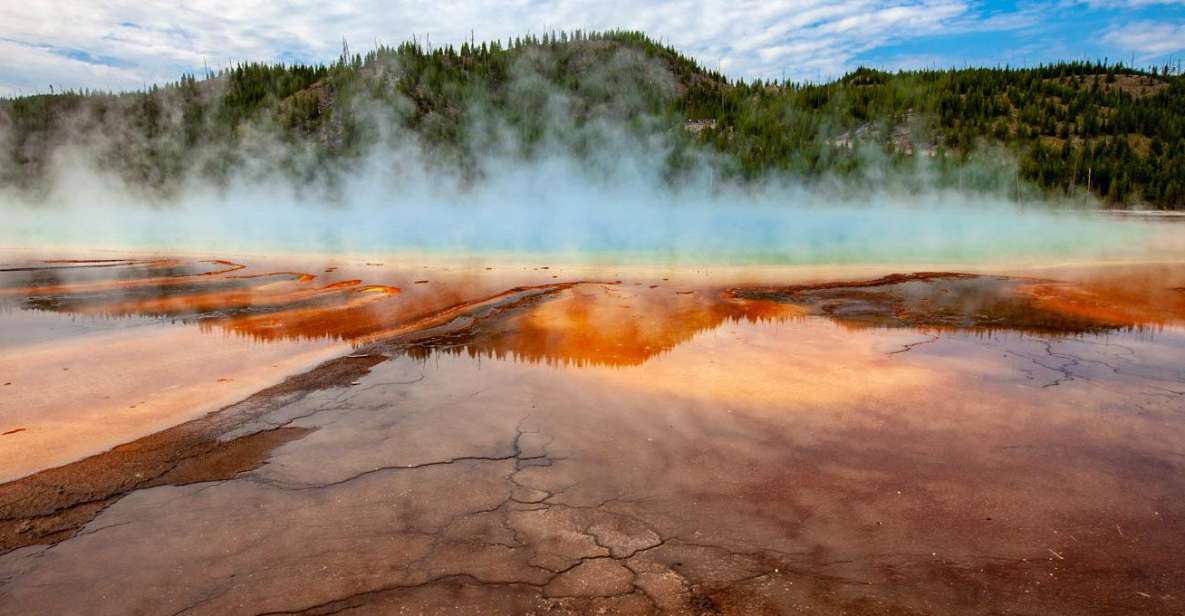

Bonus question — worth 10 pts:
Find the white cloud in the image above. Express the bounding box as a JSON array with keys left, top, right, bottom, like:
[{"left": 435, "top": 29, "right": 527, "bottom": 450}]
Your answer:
[
  {"left": 1102, "top": 21, "right": 1185, "bottom": 57},
  {"left": 0, "top": 39, "right": 144, "bottom": 97},
  {"left": 1080, "top": 0, "right": 1185, "bottom": 7},
  {"left": 1, "top": 0, "right": 1046, "bottom": 93}
]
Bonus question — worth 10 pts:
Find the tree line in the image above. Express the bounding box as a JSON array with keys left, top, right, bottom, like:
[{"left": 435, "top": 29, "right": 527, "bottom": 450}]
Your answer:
[{"left": 2, "top": 30, "right": 1181, "bottom": 208}]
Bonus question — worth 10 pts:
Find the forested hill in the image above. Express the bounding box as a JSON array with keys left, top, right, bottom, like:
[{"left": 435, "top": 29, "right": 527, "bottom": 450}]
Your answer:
[{"left": 2, "top": 30, "right": 1183, "bottom": 209}]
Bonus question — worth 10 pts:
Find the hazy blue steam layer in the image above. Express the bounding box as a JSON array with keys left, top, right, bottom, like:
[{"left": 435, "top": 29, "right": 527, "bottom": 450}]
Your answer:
[
  {"left": 0, "top": 47, "right": 1155, "bottom": 266},
  {"left": 0, "top": 156, "right": 1149, "bottom": 265}
]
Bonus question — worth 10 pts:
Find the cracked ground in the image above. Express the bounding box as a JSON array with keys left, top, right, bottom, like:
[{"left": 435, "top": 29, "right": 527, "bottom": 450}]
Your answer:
[{"left": 1, "top": 264, "right": 1184, "bottom": 615}]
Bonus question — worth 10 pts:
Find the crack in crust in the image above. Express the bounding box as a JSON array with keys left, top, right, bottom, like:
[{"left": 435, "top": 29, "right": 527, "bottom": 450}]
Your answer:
[{"left": 0, "top": 284, "right": 579, "bottom": 555}]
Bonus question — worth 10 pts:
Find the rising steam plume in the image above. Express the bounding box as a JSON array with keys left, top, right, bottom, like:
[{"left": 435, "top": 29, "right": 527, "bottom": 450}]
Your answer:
[{"left": 0, "top": 36, "right": 1158, "bottom": 265}]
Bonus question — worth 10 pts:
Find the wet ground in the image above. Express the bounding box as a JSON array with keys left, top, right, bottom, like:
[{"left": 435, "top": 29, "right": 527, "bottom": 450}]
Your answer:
[{"left": 1, "top": 251, "right": 1184, "bottom": 614}]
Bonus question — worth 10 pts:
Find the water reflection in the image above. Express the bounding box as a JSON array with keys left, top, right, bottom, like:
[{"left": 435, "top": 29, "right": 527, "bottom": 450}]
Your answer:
[
  {"left": 729, "top": 270, "right": 1185, "bottom": 335},
  {"left": 402, "top": 285, "right": 802, "bottom": 367},
  {"left": 3, "top": 256, "right": 1185, "bottom": 615},
  {"left": 3, "top": 257, "right": 1184, "bottom": 368}
]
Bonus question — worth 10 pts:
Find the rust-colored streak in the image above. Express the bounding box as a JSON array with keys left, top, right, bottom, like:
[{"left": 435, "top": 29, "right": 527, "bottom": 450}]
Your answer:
[
  {"left": 71, "top": 282, "right": 345, "bottom": 318},
  {"left": 320, "top": 279, "right": 362, "bottom": 289},
  {"left": 202, "top": 259, "right": 245, "bottom": 273},
  {"left": 0, "top": 258, "right": 179, "bottom": 273},
  {"left": 6, "top": 258, "right": 1184, "bottom": 367},
  {"left": 727, "top": 270, "right": 1185, "bottom": 334},
  {"left": 1, "top": 258, "right": 414, "bottom": 343},
  {"left": 1018, "top": 265, "right": 1185, "bottom": 328},
  {"left": 228, "top": 271, "right": 317, "bottom": 282},
  {"left": 207, "top": 292, "right": 401, "bottom": 342},
  {"left": 357, "top": 284, "right": 401, "bottom": 294},
  {"left": 41, "top": 259, "right": 145, "bottom": 264},
  {"left": 0, "top": 259, "right": 247, "bottom": 297}
]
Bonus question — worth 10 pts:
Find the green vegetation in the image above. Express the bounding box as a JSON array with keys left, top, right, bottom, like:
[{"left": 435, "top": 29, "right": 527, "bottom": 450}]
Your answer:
[{"left": 2, "top": 30, "right": 1183, "bottom": 208}]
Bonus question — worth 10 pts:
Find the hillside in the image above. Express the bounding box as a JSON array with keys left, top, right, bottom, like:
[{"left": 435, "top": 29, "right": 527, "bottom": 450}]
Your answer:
[{"left": 2, "top": 30, "right": 1183, "bottom": 208}]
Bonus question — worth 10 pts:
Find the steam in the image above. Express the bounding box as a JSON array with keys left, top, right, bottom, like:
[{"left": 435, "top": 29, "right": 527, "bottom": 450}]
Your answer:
[{"left": 0, "top": 44, "right": 1161, "bottom": 266}]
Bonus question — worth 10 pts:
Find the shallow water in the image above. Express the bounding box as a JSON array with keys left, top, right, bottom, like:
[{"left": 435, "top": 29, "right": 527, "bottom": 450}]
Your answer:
[{"left": 0, "top": 250, "right": 1183, "bottom": 614}]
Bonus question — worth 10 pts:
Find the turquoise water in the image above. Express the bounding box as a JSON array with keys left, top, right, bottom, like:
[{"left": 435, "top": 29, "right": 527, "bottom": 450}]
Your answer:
[{"left": 2, "top": 197, "right": 1157, "bottom": 266}]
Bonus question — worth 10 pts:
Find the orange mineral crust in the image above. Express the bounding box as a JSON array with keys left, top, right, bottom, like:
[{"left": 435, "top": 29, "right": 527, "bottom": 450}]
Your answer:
[{"left": 1, "top": 252, "right": 1184, "bottom": 615}]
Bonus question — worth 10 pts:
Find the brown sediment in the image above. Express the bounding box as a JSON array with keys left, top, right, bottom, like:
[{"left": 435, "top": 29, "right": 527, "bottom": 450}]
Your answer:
[
  {"left": 0, "top": 258, "right": 178, "bottom": 273},
  {"left": 65, "top": 278, "right": 356, "bottom": 318},
  {"left": 51, "top": 264, "right": 1156, "bottom": 350},
  {"left": 742, "top": 271, "right": 979, "bottom": 293},
  {"left": 41, "top": 259, "right": 144, "bottom": 264},
  {"left": 0, "top": 258, "right": 245, "bottom": 297},
  {"left": 4, "top": 260, "right": 645, "bottom": 481},
  {"left": 1018, "top": 264, "right": 1185, "bottom": 328},
  {"left": 0, "top": 282, "right": 577, "bottom": 554},
  {"left": 67, "top": 278, "right": 399, "bottom": 321},
  {"left": 203, "top": 259, "right": 244, "bottom": 272},
  {"left": 0, "top": 426, "right": 314, "bottom": 554},
  {"left": 726, "top": 271, "right": 1177, "bottom": 334},
  {"left": 2, "top": 260, "right": 1185, "bottom": 614},
  {"left": 3, "top": 259, "right": 410, "bottom": 342},
  {"left": 0, "top": 353, "right": 383, "bottom": 554},
  {"left": 227, "top": 267, "right": 317, "bottom": 280},
  {"left": 2, "top": 304, "right": 1181, "bottom": 614},
  {"left": 318, "top": 279, "right": 360, "bottom": 289}
]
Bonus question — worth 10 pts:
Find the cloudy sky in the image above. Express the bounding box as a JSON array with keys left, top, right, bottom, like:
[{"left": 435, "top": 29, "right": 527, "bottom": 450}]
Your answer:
[{"left": 2, "top": 0, "right": 1183, "bottom": 96}]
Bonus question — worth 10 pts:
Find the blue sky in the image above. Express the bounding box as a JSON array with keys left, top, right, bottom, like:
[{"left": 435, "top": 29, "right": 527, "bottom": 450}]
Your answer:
[{"left": 1, "top": 1, "right": 1183, "bottom": 96}]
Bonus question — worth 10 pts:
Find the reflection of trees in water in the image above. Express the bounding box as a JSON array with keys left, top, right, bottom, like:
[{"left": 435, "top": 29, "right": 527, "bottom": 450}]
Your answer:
[
  {"left": 6, "top": 258, "right": 1182, "bottom": 361},
  {"left": 399, "top": 291, "right": 801, "bottom": 368}
]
